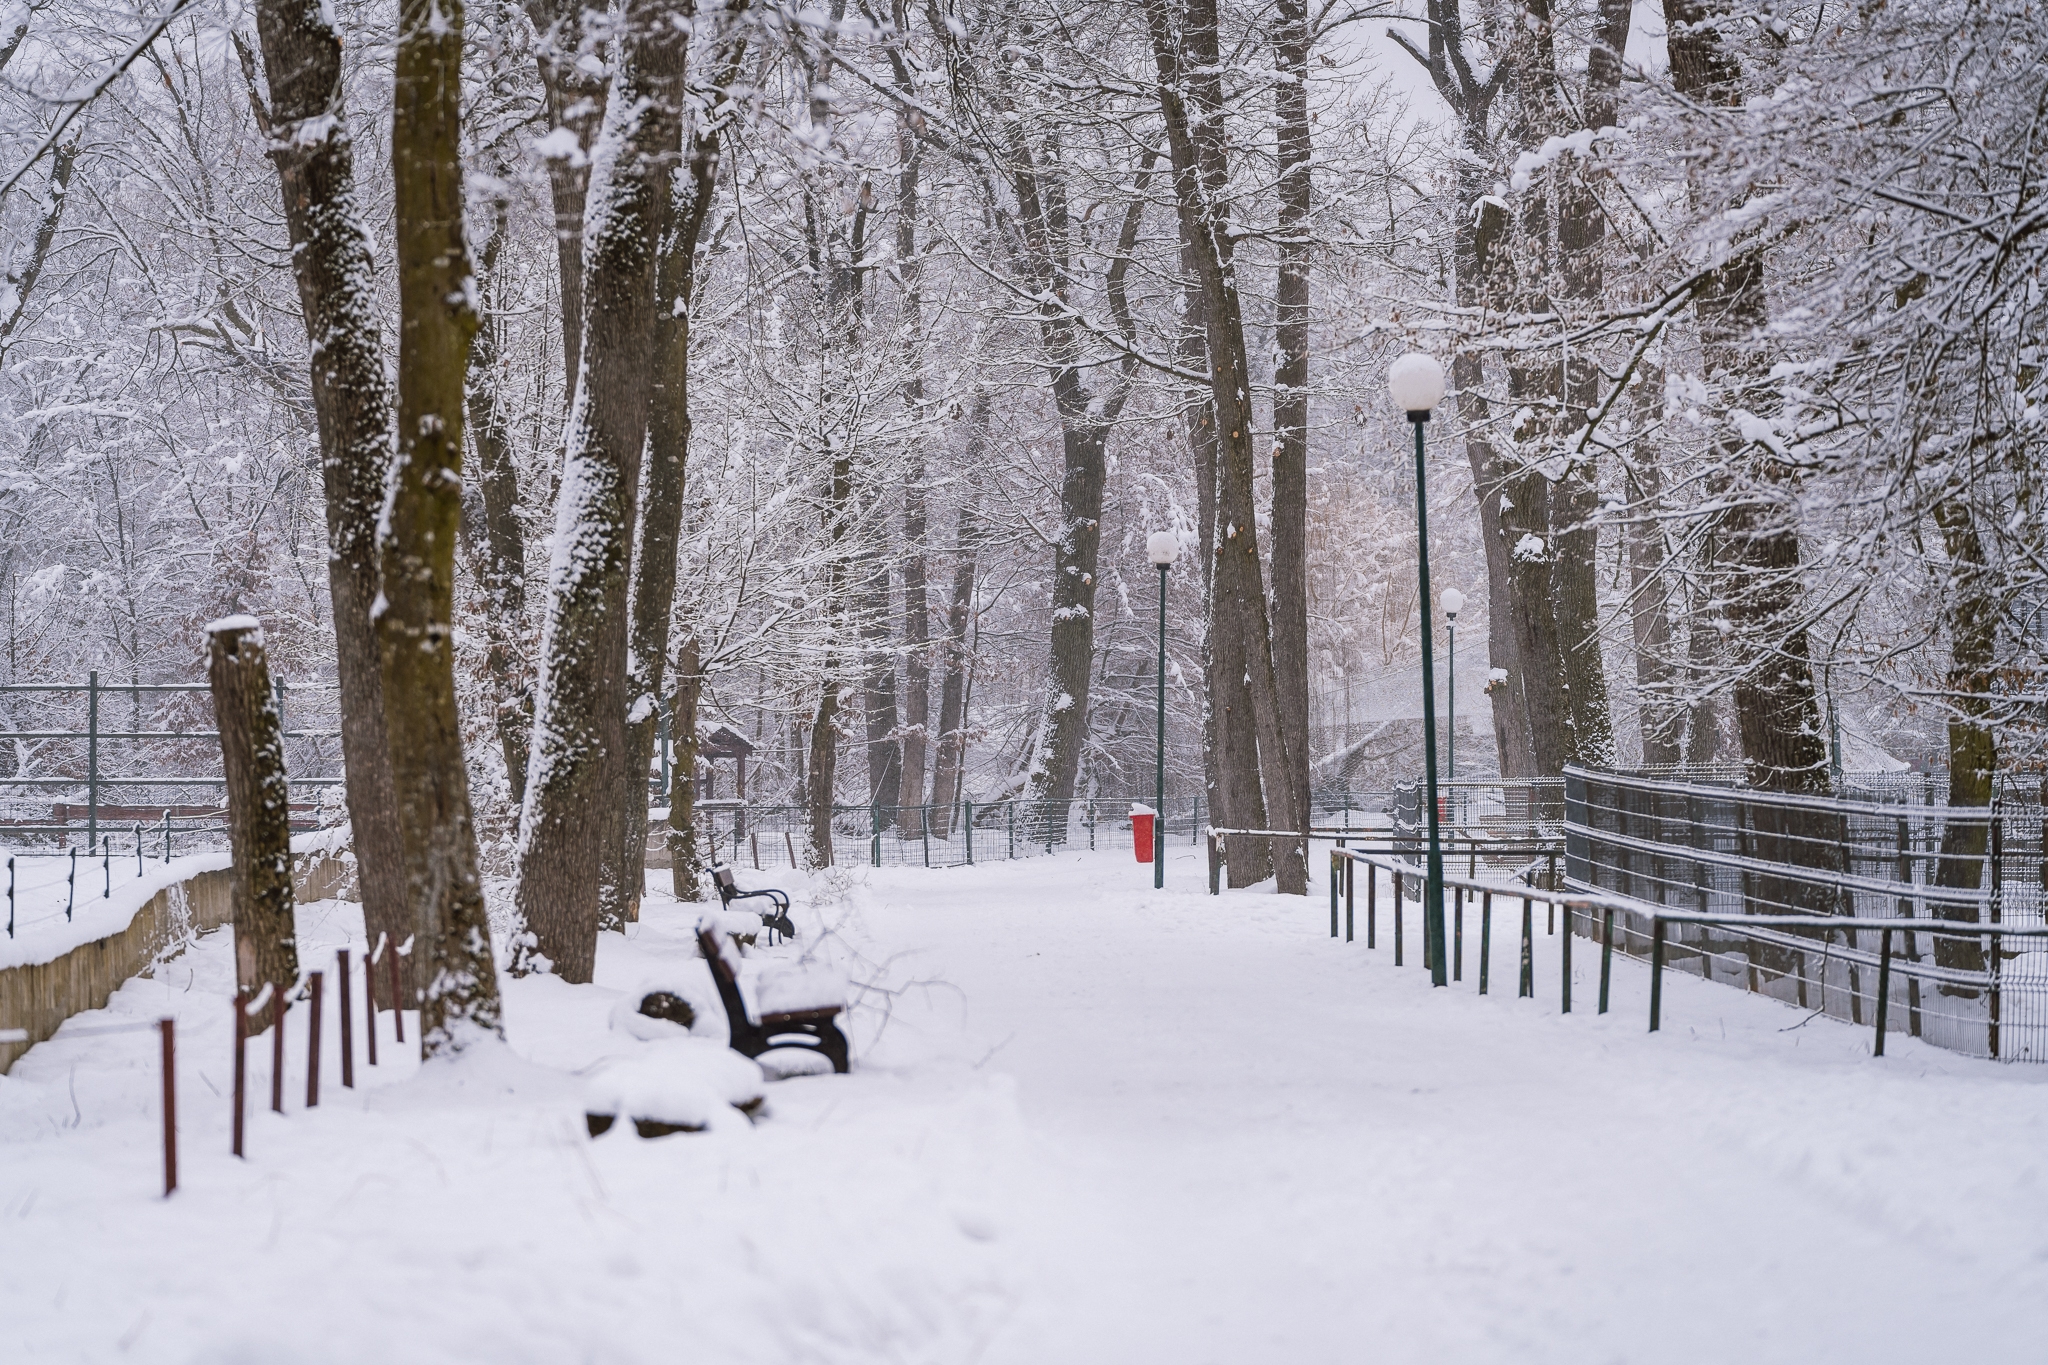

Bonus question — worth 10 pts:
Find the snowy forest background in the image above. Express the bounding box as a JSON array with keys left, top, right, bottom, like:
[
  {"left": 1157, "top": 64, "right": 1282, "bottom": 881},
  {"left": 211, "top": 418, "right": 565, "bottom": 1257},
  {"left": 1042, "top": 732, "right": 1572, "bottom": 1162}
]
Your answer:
[{"left": 1, "top": 0, "right": 2043, "bottom": 892}]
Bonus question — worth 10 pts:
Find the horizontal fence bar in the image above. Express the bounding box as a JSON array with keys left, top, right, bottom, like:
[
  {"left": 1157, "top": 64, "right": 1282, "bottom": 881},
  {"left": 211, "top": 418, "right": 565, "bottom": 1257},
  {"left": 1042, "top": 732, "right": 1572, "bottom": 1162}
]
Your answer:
[
  {"left": 0, "top": 730, "right": 340, "bottom": 741},
  {"left": 0, "top": 776, "right": 344, "bottom": 787}
]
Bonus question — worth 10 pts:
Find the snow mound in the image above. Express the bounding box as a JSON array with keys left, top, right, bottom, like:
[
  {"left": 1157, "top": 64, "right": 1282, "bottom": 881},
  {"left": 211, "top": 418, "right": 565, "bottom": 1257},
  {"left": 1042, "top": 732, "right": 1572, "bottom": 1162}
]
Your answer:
[
  {"left": 751, "top": 963, "right": 849, "bottom": 1017},
  {"left": 607, "top": 966, "right": 724, "bottom": 1041},
  {"left": 584, "top": 1038, "right": 765, "bottom": 1134}
]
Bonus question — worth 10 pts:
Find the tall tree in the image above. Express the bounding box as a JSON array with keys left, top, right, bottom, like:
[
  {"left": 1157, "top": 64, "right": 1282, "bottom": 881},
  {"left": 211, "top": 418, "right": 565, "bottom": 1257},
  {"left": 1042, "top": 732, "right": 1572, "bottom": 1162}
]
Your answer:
[
  {"left": 894, "top": 126, "right": 933, "bottom": 839},
  {"left": 385, "top": 0, "right": 503, "bottom": 1051},
  {"left": 926, "top": 391, "right": 987, "bottom": 838},
  {"left": 516, "top": 0, "right": 691, "bottom": 977},
  {"left": 1269, "top": 0, "right": 1313, "bottom": 842},
  {"left": 241, "top": 1, "right": 411, "bottom": 988},
  {"left": 1146, "top": 0, "right": 1305, "bottom": 892}
]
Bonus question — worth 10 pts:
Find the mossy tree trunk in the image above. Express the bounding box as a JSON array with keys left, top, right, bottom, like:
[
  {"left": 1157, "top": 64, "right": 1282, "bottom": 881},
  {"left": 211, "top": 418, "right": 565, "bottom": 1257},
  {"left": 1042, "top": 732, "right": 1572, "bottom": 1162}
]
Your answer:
[
  {"left": 385, "top": 0, "right": 503, "bottom": 1052},
  {"left": 517, "top": 0, "right": 690, "bottom": 977},
  {"left": 207, "top": 618, "right": 298, "bottom": 1028},
  {"left": 242, "top": 1, "right": 412, "bottom": 996},
  {"left": 667, "top": 635, "right": 707, "bottom": 899}
]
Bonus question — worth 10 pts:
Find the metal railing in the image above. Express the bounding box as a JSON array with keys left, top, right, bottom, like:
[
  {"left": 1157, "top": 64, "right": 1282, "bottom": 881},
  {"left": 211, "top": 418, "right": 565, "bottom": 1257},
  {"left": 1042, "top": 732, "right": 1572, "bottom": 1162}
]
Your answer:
[
  {"left": 0, "top": 673, "right": 342, "bottom": 849},
  {"left": 1561, "top": 765, "right": 2047, "bottom": 1061},
  {"left": 1327, "top": 846, "right": 2048, "bottom": 1060}
]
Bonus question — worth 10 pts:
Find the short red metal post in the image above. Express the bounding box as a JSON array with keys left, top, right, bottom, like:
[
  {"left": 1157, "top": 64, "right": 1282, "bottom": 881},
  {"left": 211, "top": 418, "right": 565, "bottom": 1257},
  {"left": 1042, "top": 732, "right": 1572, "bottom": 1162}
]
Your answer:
[
  {"left": 388, "top": 949, "right": 404, "bottom": 1045},
  {"left": 159, "top": 1017, "right": 177, "bottom": 1196},
  {"left": 231, "top": 991, "right": 247, "bottom": 1157},
  {"left": 270, "top": 991, "right": 286, "bottom": 1113},
  {"left": 364, "top": 937, "right": 381, "bottom": 1067},
  {"left": 337, "top": 949, "right": 354, "bottom": 1087},
  {"left": 306, "top": 971, "right": 323, "bottom": 1107}
]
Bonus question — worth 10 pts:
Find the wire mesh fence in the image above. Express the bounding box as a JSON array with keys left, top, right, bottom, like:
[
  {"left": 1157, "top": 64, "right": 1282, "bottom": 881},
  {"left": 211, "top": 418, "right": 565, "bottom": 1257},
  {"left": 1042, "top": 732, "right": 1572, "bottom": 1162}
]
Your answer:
[
  {"left": 674, "top": 796, "right": 1213, "bottom": 872},
  {"left": 1563, "top": 765, "right": 2045, "bottom": 1061}
]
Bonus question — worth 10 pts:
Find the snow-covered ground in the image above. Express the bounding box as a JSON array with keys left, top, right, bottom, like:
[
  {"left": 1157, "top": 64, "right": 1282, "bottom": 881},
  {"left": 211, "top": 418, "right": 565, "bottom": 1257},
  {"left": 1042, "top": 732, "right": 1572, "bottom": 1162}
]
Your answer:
[{"left": 3, "top": 848, "right": 2044, "bottom": 1363}]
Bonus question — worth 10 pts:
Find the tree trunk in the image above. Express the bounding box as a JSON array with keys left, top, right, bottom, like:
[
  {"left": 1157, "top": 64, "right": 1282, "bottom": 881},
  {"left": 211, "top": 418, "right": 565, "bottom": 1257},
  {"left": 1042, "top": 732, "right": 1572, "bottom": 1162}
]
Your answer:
[
  {"left": 1022, "top": 423, "right": 1108, "bottom": 839},
  {"left": 1148, "top": 0, "right": 1304, "bottom": 893},
  {"left": 385, "top": 0, "right": 503, "bottom": 1052},
  {"left": 515, "top": 0, "right": 689, "bottom": 979},
  {"left": 667, "top": 635, "right": 707, "bottom": 898},
  {"left": 244, "top": 0, "right": 410, "bottom": 991},
  {"left": 1626, "top": 442, "right": 1683, "bottom": 766},
  {"left": 927, "top": 394, "right": 987, "bottom": 837},
  {"left": 523, "top": 0, "right": 609, "bottom": 398},
  {"left": 207, "top": 618, "right": 298, "bottom": 1022},
  {"left": 895, "top": 131, "right": 932, "bottom": 841},
  {"left": 1270, "top": 0, "right": 1313, "bottom": 836},
  {"left": 1932, "top": 497, "right": 1993, "bottom": 979},
  {"left": 1665, "top": 0, "right": 1828, "bottom": 793},
  {"left": 460, "top": 181, "right": 533, "bottom": 812},
  {"left": 806, "top": 438, "right": 854, "bottom": 869},
  {"left": 618, "top": 32, "right": 740, "bottom": 922},
  {"left": 859, "top": 550, "right": 902, "bottom": 824}
]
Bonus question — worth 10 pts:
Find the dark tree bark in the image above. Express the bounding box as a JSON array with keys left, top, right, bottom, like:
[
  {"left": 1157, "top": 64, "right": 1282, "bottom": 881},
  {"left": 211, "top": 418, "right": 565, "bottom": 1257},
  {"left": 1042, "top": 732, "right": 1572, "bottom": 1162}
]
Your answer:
[
  {"left": 523, "top": 0, "right": 609, "bottom": 397},
  {"left": 1147, "top": 0, "right": 1305, "bottom": 893},
  {"left": 0, "top": 135, "right": 77, "bottom": 365},
  {"left": 1008, "top": 139, "right": 1147, "bottom": 828},
  {"left": 927, "top": 394, "right": 987, "bottom": 838},
  {"left": 617, "top": 24, "right": 746, "bottom": 923},
  {"left": 517, "top": 0, "right": 691, "bottom": 976},
  {"left": 1931, "top": 497, "right": 1992, "bottom": 977},
  {"left": 1625, "top": 426, "right": 1684, "bottom": 766},
  {"left": 460, "top": 179, "right": 533, "bottom": 811},
  {"left": 859, "top": 552, "right": 902, "bottom": 822},
  {"left": 1665, "top": 0, "right": 1828, "bottom": 793},
  {"left": 1270, "top": 0, "right": 1312, "bottom": 836},
  {"left": 385, "top": 0, "right": 503, "bottom": 1051},
  {"left": 208, "top": 618, "right": 298, "bottom": 1022},
  {"left": 895, "top": 130, "right": 932, "bottom": 840},
  {"left": 241, "top": 6, "right": 410, "bottom": 992},
  {"left": 667, "top": 635, "right": 707, "bottom": 898}
]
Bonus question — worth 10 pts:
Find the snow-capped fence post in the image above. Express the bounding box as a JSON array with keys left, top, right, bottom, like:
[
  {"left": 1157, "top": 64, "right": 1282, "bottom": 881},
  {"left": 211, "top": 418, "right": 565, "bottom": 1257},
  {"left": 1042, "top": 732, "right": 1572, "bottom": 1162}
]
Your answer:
[
  {"left": 159, "top": 1017, "right": 176, "bottom": 1197},
  {"left": 964, "top": 803, "right": 973, "bottom": 864},
  {"left": 871, "top": 806, "right": 882, "bottom": 868},
  {"left": 336, "top": 949, "right": 354, "bottom": 1088},
  {"left": 270, "top": 990, "right": 285, "bottom": 1113},
  {"left": 1329, "top": 853, "right": 1339, "bottom": 937},
  {"left": 1206, "top": 830, "right": 1220, "bottom": 895},
  {"left": 306, "top": 970, "right": 323, "bottom": 1107},
  {"left": 388, "top": 941, "right": 405, "bottom": 1045},
  {"left": 364, "top": 934, "right": 381, "bottom": 1067},
  {"left": 1393, "top": 870, "right": 1403, "bottom": 965}
]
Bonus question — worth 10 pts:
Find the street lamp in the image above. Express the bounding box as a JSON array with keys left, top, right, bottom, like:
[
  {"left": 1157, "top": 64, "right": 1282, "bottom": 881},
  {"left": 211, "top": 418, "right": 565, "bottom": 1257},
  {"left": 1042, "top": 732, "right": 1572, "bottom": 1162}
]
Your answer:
[
  {"left": 1147, "top": 530, "right": 1179, "bottom": 889},
  {"left": 1441, "top": 588, "right": 1463, "bottom": 802},
  {"left": 1389, "top": 352, "right": 1449, "bottom": 987}
]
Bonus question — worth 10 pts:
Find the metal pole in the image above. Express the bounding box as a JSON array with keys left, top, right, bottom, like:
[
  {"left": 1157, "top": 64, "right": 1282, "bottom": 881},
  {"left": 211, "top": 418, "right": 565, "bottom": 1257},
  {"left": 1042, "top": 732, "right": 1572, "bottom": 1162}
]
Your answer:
[
  {"left": 1874, "top": 928, "right": 1892, "bottom": 1057},
  {"left": 337, "top": 948, "right": 355, "bottom": 1088},
  {"left": 87, "top": 669, "right": 99, "bottom": 851},
  {"left": 1649, "top": 918, "right": 1667, "bottom": 1032},
  {"left": 1447, "top": 621, "right": 1455, "bottom": 792},
  {"left": 160, "top": 1017, "right": 177, "bottom": 1196},
  {"left": 1479, "top": 890, "right": 1491, "bottom": 994},
  {"left": 306, "top": 971, "right": 323, "bottom": 1107},
  {"left": 1410, "top": 417, "right": 1447, "bottom": 986},
  {"left": 1599, "top": 908, "right": 1614, "bottom": 1014},
  {"left": 1156, "top": 562, "right": 1168, "bottom": 888}
]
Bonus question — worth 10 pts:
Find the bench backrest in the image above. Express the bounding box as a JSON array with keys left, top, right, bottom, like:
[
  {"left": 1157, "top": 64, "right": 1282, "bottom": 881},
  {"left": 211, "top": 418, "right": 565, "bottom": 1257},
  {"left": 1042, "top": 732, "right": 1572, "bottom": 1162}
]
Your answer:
[
  {"left": 711, "top": 865, "right": 738, "bottom": 905},
  {"left": 696, "top": 925, "right": 753, "bottom": 1028}
]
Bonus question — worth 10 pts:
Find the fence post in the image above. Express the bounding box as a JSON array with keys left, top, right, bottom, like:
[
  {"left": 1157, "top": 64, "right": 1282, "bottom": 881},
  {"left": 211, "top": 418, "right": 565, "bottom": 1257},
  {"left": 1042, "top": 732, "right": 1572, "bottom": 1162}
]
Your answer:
[
  {"left": 1008, "top": 802, "right": 1016, "bottom": 859},
  {"left": 872, "top": 805, "right": 882, "bottom": 868},
  {"left": 159, "top": 1017, "right": 177, "bottom": 1197},
  {"left": 1874, "top": 928, "right": 1892, "bottom": 1058},
  {"left": 1649, "top": 917, "right": 1666, "bottom": 1032},
  {"left": 1207, "top": 831, "right": 1221, "bottom": 895},
  {"left": 1560, "top": 900, "right": 1572, "bottom": 1013},
  {"left": 1329, "top": 852, "right": 1340, "bottom": 937},
  {"left": 87, "top": 669, "right": 99, "bottom": 851},
  {"left": 5, "top": 855, "right": 11, "bottom": 939},
  {"left": 1453, "top": 885, "right": 1463, "bottom": 982},
  {"left": 134, "top": 824, "right": 141, "bottom": 877},
  {"left": 306, "top": 971, "right": 323, "bottom": 1107},
  {"left": 1989, "top": 808, "right": 2003, "bottom": 1061},
  {"left": 232, "top": 990, "right": 247, "bottom": 1157},
  {"left": 965, "top": 801, "right": 973, "bottom": 864},
  {"left": 337, "top": 948, "right": 354, "bottom": 1088},
  {"left": 1479, "top": 890, "right": 1491, "bottom": 994},
  {"left": 1393, "top": 870, "right": 1404, "bottom": 965},
  {"left": 1518, "top": 898, "right": 1532, "bottom": 998},
  {"left": 270, "top": 991, "right": 286, "bottom": 1113},
  {"left": 1599, "top": 909, "right": 1614, "bottom": 1014},
  {"left": 1367, "top": 863, "right": 1377, "bottom": 950},
  {"left": 1345, "top": 857, "right": 1355, "bottom": 943}
]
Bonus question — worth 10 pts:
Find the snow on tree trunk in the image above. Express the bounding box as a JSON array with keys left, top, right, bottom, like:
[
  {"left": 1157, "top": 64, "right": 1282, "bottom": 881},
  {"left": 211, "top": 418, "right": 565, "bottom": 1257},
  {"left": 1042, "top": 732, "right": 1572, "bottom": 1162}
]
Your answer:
[
  {"left": 207, "top": 617, "right": 298, "bottom": 1025},
  {"left": 246, "top": 0, "right": 413, "bottom": 995},
  {"left": 517, "top": 0, "right": 692, "bottom": 977},
  {"left": 1269, "top": 0, "right": 1312, "bottom": 839},
  {"left": 666, "top": 635, "right": 707, "bottom": 899},
  {"left": 384, "top": 0, "right": 503, "bottom": 1052},
  {"left": 523, "top": 0, "right": 610, "bottom": 400},
  {"left": 926, "top": 394, "right": 987, "bottom": 838},
  {"left": 1147, "top": 0, "right": 1304, "bottom": 893}
]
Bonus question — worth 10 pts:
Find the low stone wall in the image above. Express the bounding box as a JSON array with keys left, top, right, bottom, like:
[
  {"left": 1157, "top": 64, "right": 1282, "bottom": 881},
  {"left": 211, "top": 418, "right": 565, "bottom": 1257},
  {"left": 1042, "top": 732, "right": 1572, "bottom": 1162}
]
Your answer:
[{"left": 0, "top": 848, "right": 355, "bottom": 1075}]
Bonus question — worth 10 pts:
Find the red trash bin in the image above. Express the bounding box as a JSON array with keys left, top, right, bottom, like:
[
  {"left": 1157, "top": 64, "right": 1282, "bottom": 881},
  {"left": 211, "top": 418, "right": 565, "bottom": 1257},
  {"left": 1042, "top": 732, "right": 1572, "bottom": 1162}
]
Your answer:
[{"left": 1131, "top": 805, "right": 1156, "bottom": 863}]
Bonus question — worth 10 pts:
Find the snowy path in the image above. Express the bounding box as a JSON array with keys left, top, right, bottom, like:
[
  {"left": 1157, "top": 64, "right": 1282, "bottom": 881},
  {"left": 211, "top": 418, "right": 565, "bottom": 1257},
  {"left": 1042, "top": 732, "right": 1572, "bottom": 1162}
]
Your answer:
[{"left": 3, "top": 851, "right": 2044, "bottom": 1362}]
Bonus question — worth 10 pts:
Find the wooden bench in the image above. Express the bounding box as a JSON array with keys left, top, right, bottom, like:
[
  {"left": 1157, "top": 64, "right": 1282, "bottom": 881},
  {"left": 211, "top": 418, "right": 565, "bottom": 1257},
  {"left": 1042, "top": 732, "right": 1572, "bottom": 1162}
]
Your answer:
[
  {"left": 695, "top": 922, "right": 849, "bottom": 1074},
  {"left": 711, "top": 864, "right": 796, "bottom": 943}
]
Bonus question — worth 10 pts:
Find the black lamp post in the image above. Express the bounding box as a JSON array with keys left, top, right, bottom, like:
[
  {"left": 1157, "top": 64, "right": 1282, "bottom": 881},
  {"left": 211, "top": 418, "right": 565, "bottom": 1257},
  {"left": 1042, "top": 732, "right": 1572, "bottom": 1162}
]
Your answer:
[
  {"left": 1146, "top": 531, "right": 1178, "bottom": 888},
  {"left": 1389, "top": 353, "right": 1449, "bottom": 987}
]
